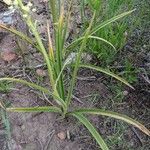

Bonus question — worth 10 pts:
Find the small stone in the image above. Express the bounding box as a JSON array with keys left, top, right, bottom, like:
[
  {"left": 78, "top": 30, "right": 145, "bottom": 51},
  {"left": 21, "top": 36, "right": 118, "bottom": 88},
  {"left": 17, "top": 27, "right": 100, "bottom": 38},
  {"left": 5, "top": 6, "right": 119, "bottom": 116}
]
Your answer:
[
  {"left": 21, "top": 125, "right": 25, "bottom": 130},
  {"left": 123, "top": 90, "right": 128, "bottom": 96},
  {"left": 66, "top": 130, "right": 70, "bottom": 140},
  {"left": 57, "top": 131, "right": 66, "bottom": 140},
  {"left": 36, "top": 69, "right": 46, "bottom": 77},
  {"left": 124, "top": 31, "right": 128, "bottom": 37},
  {"left": 1, "top": 51, "right": 17, "bottom": 62}
]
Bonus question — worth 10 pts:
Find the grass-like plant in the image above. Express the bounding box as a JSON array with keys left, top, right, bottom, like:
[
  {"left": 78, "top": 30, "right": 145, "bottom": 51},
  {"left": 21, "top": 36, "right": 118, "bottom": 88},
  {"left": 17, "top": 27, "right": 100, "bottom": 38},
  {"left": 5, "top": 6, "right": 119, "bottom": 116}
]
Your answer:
[
  {"left": 83, "top": 0, "right": 136, "bottom": 65},
  {"left": 0, "top": 0, "right": 150, "bottom": 149}
]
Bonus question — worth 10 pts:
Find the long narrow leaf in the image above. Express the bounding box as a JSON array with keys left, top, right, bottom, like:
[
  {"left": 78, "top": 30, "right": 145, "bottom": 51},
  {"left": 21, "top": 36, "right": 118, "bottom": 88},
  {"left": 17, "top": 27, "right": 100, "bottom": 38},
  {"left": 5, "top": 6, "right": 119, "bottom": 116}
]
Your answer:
[
  {"left": 65, "top": 35, "right": 116, "bottom": 51},
  {"left": 47, "top": 21, "right": 54, "bottom": 61},
  {"left": 66, "top": 11, "right": 96, "bottom": 109},
  {"left": 0, "top": 78, "right": 66, "bottom": 108},
  {"left": 0, "top": 24, "right": 34, "bottom": 46},
  {"left": 56, "top": 3, "right": 65, "bottom": 100},
  {"left": 0, "top": 77, "right": 50, "bottom": 93},
  {"left": 62, "top": 0, "right": 73, "bottom": 54},
  {"left": 91, "top": 9, "right": 135, "bottom": 35},
  {"left": 71, "top": 108, "right": 150, "bottom": 136},
  {"left": 54, "top": 59, "right": 70, "bottom": 91},
  {"left": 6, "top": 106, "right": 61, "bottom": 113},
  {"left": 80, "top": 64, "right": 134, "bottom": 89},
  {"left": 71, "top": 113, "right": 109, "bottom": 150},
  {"left": 89, "top": 36, "right": 116, "bottom": 51},
  {"left": 66, "top": 10, "right": 135, "bottom": 52}
]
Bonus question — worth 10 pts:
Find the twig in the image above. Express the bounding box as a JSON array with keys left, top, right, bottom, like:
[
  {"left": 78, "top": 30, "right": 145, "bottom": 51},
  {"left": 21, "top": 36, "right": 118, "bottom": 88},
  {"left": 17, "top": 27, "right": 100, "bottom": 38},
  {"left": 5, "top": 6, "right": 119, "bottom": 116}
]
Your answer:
[
  {"left": 44, "top": 130, "right": 55, "bottom": 150},
  {"left": 142, "top": 75, "right": 150, "bottom": 84},
  {"left": 0, "top": 64, "right": 46, "bottom": 70},
  {"left": 72, "top": 95, "right": 84, "bottom": 104},
  {"left": 42, "top": 92, "right": 54, "bottom": 106},
  {"left": 35, "top": 137, "right": 44, "bottom": 150},
  {"left": 76, "top": 76, "right": 96, "bottom": 81},
  {"left": 26, "top": 74, "right": 33, "bottom": 83},
  {"left": 131, "top": 127, "right": 143, "bottom": 146},
  {"left": 81, "top": 94, "right": 98, "bottom": 99}
]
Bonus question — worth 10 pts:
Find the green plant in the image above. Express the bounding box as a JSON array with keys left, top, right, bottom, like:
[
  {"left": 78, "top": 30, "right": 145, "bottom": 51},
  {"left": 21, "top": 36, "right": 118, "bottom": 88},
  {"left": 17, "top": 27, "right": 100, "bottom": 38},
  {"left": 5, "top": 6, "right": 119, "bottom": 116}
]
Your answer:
[
  {"left": 110, "top": 84, "right": 125, "bottom": 103},
  {"left": 0, "top": 81, "right": 12, "bottom": 93},
  {"left": 0, "top": 101, "right": 11, "bottom": 149},
  {"left": 120, "top": 59, "right": 138, "bottom": 84},
  {"left": 0, "top": 0, "right": 149, "bottom": 149},
  {"left": 105, "top": 120, "right": 129, "bottom": 149},
  {"left": 85, "top": 0, "right": 135, "bottom": 65}
]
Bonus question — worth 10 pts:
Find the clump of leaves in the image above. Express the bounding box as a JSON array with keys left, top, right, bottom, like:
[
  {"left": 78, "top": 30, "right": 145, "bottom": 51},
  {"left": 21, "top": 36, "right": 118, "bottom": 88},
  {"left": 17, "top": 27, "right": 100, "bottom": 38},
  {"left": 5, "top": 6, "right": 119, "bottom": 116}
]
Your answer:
[
  {"left": 83, "top": 0, "right": 136, "bottom": 65},
  {"left": 0, "top": 81, "right": 12, "bottom": 93},
  {"left": 0, "top": 0, "right": 149, "bottom": 149}
]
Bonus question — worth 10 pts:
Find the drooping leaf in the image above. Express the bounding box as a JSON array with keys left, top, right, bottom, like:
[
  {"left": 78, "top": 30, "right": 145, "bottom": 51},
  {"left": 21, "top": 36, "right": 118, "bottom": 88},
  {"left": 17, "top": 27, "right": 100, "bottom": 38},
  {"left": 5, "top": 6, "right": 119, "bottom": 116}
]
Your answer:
[
  {"left": 89, "top": 36, "right": 116, "bottom": 51},
  {"left": 71, "top": 112, "right": 109, "bottom": 150},
  {"left": 66, "top": 35, "right": 116, "bottom": 51},
  {"left": 0, "top": 77, "right": 50, "bottom": 93},
  {"left": 80, "top": 64, "right": 134, "bottom": 89},
  {"left": 0, "top": 24, "right": 34, "bottom": 46},
  {"left": 71, "top": 108, "right": 150, "bottom": 136},
  {"left": 0, "top": 78, "right": 66, "bottom": 108},
  {"left": 6, "top": 106, "right": 61, "bottom": 113},
  {"left": 91, "top": 9, "right": 135, "bottom": 35}
]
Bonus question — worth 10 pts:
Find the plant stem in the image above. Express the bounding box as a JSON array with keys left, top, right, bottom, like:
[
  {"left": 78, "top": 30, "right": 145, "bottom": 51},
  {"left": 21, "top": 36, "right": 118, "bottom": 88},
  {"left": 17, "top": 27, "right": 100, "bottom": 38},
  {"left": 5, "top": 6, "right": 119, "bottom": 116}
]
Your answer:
[
  {"left": 65, "top": 11, "right": 96, "bottom": 113},
  {"left": 16, "top": 0, "right": 67, "bottom": 109},
  {"left": 55, "top": 2, "right": 65, "bottom": 100},
  {"left": 49, "top": 0, "right": 57, "bottom": 23}
]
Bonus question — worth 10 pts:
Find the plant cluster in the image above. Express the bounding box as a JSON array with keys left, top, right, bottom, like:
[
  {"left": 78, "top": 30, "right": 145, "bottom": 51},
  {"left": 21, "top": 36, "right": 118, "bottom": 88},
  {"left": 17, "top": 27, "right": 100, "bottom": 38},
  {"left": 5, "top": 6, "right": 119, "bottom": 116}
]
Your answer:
[
  {"left": 81, "top": 0, "right": 136, "bottom": 65},
  {"left": 0, "top": 0, "right": 149, "bottom": 149}
]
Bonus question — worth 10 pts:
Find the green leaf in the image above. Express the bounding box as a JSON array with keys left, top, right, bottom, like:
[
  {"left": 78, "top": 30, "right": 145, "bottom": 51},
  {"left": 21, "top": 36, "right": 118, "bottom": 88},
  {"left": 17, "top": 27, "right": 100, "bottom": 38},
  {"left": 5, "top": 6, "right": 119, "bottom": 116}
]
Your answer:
[
  {"left": 87, "top": 0, "right": 101, "bottom": 10},
  {"left": 71, "top": 112, "right": 109, "bottom": 150},
  {"left": 1, "top": 108, "right": 11, "bottom": 140},
  {"left": 91, "top": 9, "right": 135, "bottom": 35},
  {"left": 6, "top": 106, "right": 61, "bottom": 113},
  {"left": 0, "top": 77, "right": 50, "bottom": 93},
  {"left": 71, "top": 108, "right": 150, "bottom": 136},
  {"left": 0, "top": 24, "right": 34, "bottom": 46},
  {"left": 0, "top": 78, "right": 66, "bottom": 108},
  {"left": 80, "top": 64, "right": 134, "bottom": 89},
  {"left": 89, "top": 36, "right": 116, "bottom": 51},
  {"left": 65, "top": 10, "right": 135, "bottom": 53},
  {"left": 66, "top": 36, "right": 116, "bottom": 51},
  {"left": 66, "top": 11, "right": 96, "bottom": 109},
  {"left": 54, "top": 59, "right": 70, "bottom": 91}
]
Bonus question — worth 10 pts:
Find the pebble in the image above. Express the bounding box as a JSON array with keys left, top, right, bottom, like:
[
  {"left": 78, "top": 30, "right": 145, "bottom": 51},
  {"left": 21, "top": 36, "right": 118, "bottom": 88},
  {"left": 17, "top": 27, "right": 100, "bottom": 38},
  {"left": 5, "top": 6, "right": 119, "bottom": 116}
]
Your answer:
[
  {"left": 36, "top": 69, "right": 46, "bottom": 77},
  {"left": 1, "top": 51, "right": 17, "bottom": 62},
  {"left": 123, "top": 90, "right": 129, "bottom": 96},
  {"left": 21, "top": 125, "right": 26, "bottom": 130},
  {"left": 57, "top": 131, "right": 66, "bottom": 140}
]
